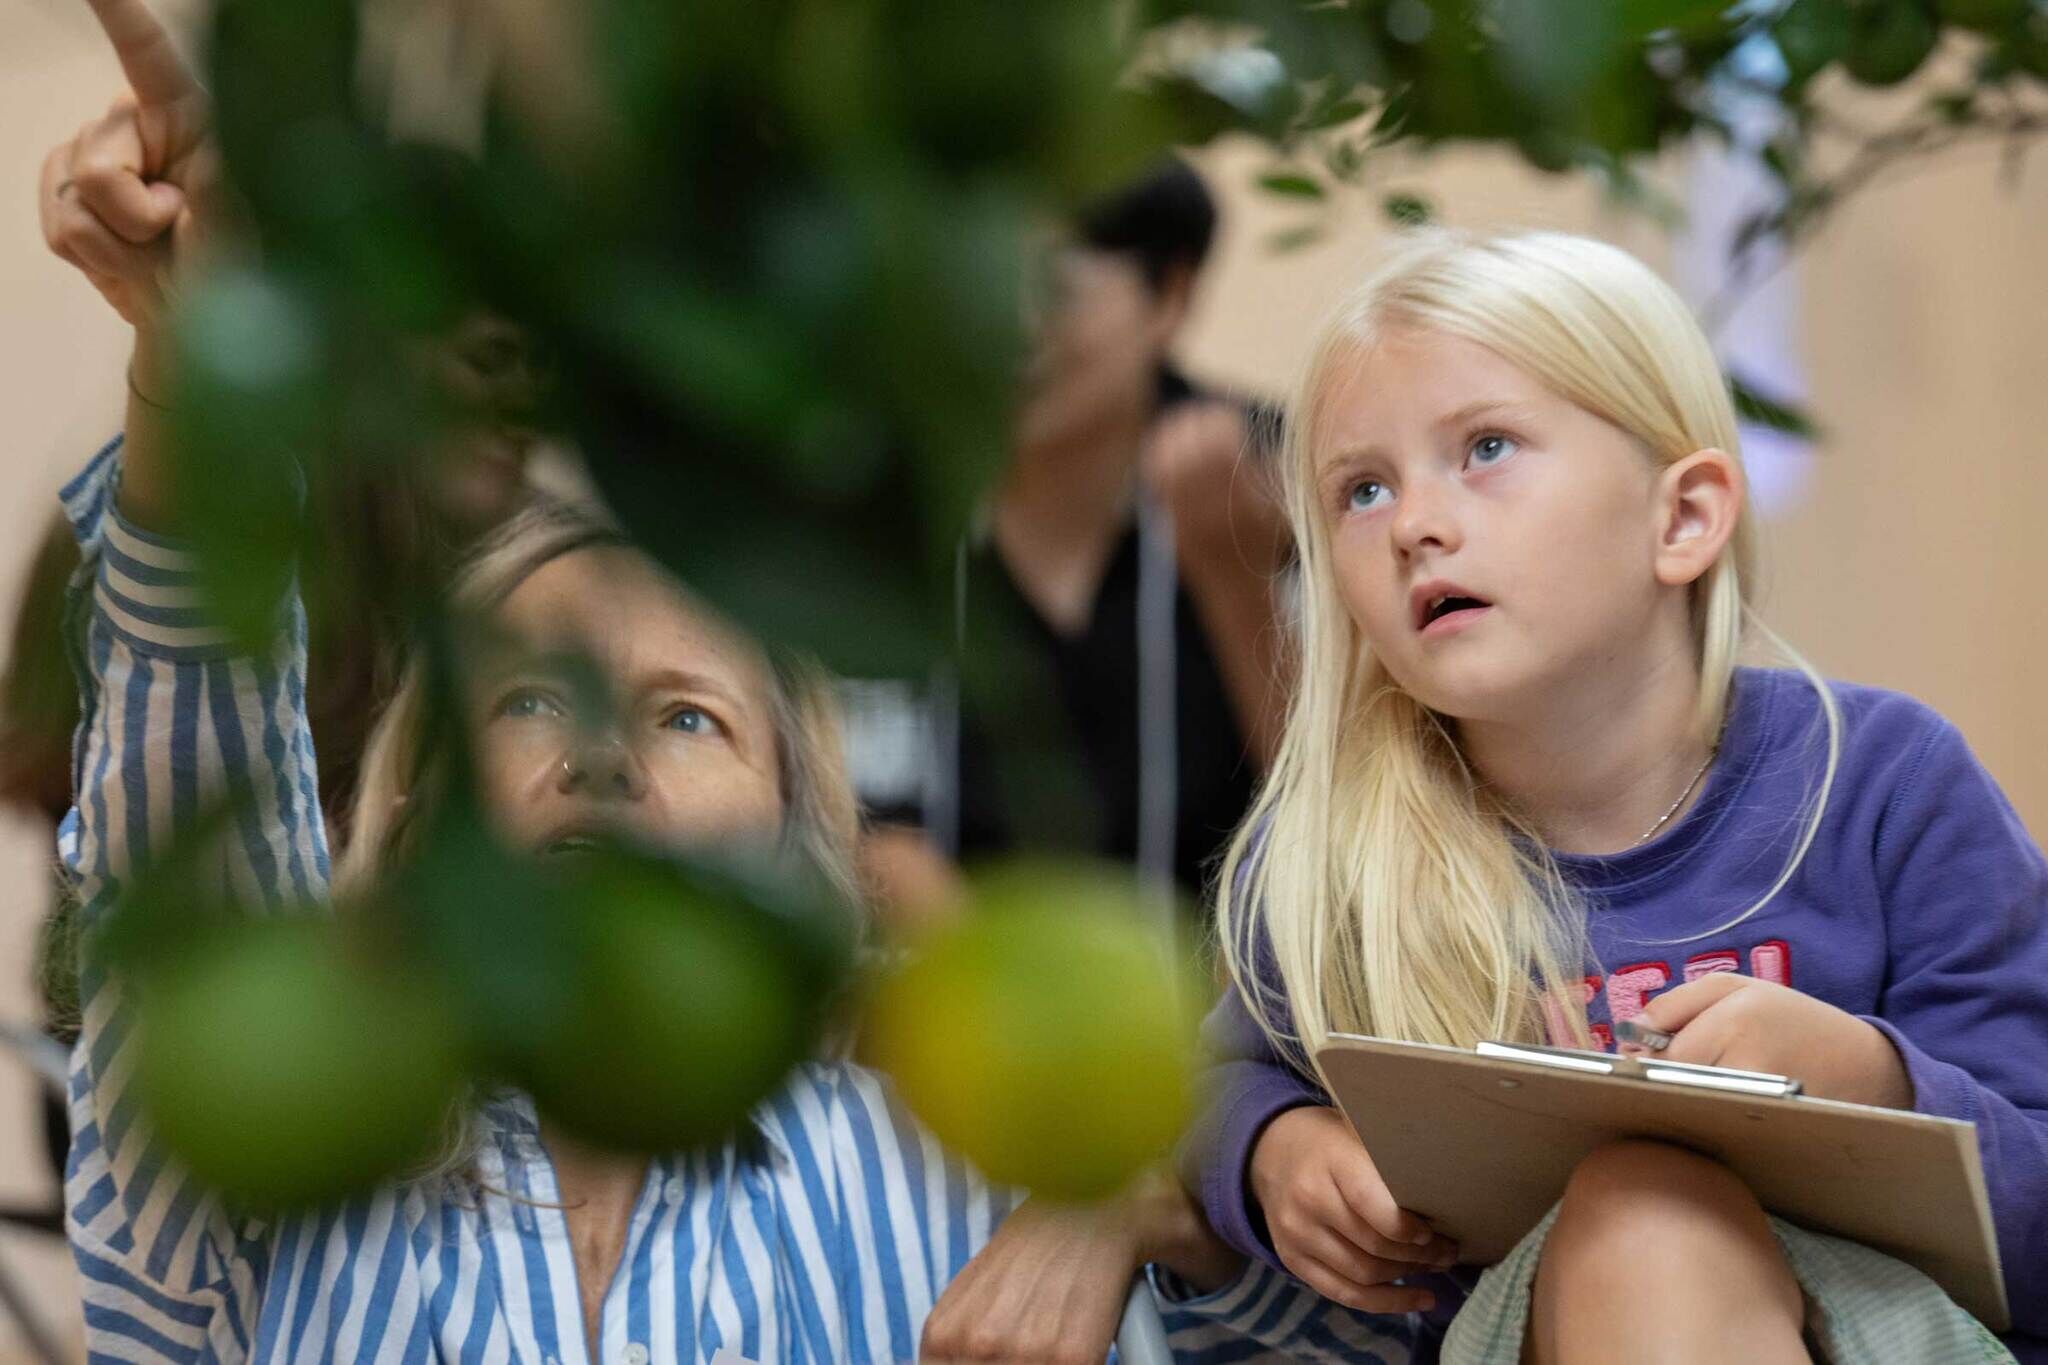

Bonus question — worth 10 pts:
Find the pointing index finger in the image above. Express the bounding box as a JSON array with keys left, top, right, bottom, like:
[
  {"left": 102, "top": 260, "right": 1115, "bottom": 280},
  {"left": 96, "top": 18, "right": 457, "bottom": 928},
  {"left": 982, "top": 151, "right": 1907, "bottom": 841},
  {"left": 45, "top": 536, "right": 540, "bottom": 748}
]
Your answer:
[{"left": 83, "top": 0, "right": 202, "bottom": 108}]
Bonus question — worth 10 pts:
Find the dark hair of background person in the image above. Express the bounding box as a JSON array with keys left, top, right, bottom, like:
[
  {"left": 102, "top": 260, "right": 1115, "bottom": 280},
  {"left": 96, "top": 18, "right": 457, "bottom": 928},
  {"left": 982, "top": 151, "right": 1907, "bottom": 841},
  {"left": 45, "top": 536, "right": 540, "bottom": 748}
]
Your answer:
[{"left": 1074, "top": 159, "right": 1218, "bottom": 292}]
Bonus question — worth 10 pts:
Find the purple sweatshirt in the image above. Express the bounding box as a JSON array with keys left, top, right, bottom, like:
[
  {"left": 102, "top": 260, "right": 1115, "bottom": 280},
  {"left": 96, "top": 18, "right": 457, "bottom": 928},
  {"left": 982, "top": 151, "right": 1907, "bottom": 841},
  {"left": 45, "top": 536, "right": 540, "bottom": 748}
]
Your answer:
[{"left": 1182, "top": 667, "right": 2048, "bottom": 1360}]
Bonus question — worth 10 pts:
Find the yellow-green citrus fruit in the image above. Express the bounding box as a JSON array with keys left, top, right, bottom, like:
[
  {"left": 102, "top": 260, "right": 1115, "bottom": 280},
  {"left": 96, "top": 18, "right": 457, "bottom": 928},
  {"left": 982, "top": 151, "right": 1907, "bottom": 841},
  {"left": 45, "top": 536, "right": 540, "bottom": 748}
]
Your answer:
[
  {"left": 131, "top": 918, "right": 464, "bottom": 1209},
  {"left": 865, "top": 863, "right": 1197, "bottom": 1200},
  {"left": 517, "top": 852, "right": 816, "bottom": 1152}
]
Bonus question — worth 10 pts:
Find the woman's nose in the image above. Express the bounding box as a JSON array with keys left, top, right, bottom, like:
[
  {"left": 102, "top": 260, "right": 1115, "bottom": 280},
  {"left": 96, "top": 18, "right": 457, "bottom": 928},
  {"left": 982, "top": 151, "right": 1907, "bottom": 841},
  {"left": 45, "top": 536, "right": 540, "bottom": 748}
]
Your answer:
[{"left": 557, "top": 731, "right": 648, "bottom": 801}]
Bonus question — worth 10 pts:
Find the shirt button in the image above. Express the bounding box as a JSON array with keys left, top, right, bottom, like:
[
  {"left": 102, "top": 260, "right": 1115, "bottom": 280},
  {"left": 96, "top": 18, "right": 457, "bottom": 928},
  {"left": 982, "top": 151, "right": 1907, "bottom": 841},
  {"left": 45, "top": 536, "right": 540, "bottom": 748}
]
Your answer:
[
  {"left": 662, "top": 1177, "right": 685, "bottom": 1205},
  {"left": 622, "top": 1345, "right": 649, "bottom": 1365}
]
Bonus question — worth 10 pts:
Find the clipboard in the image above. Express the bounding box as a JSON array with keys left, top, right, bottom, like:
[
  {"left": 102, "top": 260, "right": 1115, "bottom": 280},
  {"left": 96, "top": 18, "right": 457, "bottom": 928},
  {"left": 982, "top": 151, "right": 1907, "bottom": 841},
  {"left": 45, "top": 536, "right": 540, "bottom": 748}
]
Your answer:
[{"left": 1315, "top": 1033, "right": 2011, "bottom": 1330}]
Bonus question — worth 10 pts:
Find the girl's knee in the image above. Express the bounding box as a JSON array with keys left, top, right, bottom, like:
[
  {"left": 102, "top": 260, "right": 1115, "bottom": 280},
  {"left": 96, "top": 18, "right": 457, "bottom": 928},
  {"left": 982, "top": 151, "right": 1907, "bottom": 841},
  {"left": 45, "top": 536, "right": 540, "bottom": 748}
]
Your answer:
[
  {"left": 1528, "top": 1141, "right": 1807, "bottom": 1362},
  {"left": 1563, "top": 1139, "right": 1751, "bottom": 1212},
  {"left": 1546, "top": 1139, "right": 1786, "bottom": 1277}
]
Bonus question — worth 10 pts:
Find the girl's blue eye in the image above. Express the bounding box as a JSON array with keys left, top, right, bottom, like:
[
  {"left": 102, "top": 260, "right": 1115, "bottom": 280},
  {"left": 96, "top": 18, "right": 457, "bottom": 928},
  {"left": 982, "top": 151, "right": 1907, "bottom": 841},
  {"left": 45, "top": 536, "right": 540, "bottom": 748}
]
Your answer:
[
  {"left": 500, "top": 689, "right": 566, "bottom": 719},
  {"left": 666, "top": 705, "right": 717, "bottom": 735},
  {"left": 1468, "top": 434, "right": 1519, "bottom": 468},
  {"left": 1348, "top": 480, "right": 1391, "bottom": 511}
]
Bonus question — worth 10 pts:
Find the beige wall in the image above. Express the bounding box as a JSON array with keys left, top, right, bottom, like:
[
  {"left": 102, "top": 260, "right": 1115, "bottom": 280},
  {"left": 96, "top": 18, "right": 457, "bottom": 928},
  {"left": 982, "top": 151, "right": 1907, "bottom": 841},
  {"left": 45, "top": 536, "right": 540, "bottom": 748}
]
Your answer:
[{"left": 0, "top": 10, "right": 2040, "bottom": 1358}]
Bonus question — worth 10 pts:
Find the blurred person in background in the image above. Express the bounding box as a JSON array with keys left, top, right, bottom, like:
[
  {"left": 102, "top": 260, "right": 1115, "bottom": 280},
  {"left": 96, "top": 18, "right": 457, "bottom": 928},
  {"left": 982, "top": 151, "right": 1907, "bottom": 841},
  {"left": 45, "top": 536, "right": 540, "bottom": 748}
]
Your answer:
[
  {"left": 29, "top": 2, "right": 1424, "bottom": 1360},
  {"left": 854, "top": 161, "right": 1293, "bottom": 932}
]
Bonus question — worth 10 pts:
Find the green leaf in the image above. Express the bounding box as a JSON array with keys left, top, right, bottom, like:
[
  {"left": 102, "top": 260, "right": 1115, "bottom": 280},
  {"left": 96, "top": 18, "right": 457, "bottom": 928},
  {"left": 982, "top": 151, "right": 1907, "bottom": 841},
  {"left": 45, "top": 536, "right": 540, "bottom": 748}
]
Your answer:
[
  {"left": 1731, "top": 374, "right": 1820, "bottom": 441},
  {"left": 1304, "top": 95, "right": 1371, "bottom": 130},
  {"left": 165, "top": 266, "right": 326, "bottom": 655},
  {"left": 1774, "top": 0, "right": 1854, "bottom": 84},
  {"left": 1258, "top": 171, "right": 1326, "bottom": 198},
  {"left": 1265, "top": 223, "right": 1325, "bottom": 253},
  {"left": 1619, "top": 0, "right": 1740, "bottom": 40},
  {"left": 1934, "top": 0, "right": 2028, "bottom": 34},
  {"left": 1326, "top": 138, "right": 1366, "bottom": 181},
  {"left": 1926, "top": 89, "right": 1977, "bottom": 122},
  {"left": 1844, "top": 0, "right": 1939, "bottom": 86},
  {"left": 1382, "top": 192, "right": 1433, "bottom": 225}
]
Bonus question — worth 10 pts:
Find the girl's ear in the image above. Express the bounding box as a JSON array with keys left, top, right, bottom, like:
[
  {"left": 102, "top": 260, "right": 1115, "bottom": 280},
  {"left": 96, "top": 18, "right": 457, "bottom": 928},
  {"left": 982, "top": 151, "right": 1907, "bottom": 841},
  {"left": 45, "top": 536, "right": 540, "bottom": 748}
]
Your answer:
[{"left": 1653, "top": 448, "right": 1743, "bottom": 589}]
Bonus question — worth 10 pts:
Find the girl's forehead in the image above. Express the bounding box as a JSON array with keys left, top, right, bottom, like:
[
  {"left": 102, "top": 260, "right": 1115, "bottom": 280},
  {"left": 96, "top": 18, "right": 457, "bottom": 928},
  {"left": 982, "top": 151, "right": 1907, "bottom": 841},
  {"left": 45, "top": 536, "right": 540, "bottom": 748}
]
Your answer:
[{"left": 1313, "top": 330, "right": 1553, "bottom": 454}]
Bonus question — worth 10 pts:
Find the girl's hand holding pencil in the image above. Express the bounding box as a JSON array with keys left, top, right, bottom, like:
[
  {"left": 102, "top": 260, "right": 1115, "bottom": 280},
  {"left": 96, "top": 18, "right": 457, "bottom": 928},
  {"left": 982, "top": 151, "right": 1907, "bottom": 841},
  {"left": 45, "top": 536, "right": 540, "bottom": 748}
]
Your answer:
[{"left": 1628, "top": 975, "right": 1915, "bottom": 1110}]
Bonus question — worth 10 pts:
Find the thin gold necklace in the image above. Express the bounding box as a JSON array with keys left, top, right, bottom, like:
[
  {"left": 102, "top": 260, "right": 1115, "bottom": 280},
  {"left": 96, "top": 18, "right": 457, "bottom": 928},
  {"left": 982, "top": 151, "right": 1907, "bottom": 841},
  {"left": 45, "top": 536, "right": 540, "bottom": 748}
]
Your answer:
[{"left": 1635, "top": 746, "right": 1717, "bottom": 846}]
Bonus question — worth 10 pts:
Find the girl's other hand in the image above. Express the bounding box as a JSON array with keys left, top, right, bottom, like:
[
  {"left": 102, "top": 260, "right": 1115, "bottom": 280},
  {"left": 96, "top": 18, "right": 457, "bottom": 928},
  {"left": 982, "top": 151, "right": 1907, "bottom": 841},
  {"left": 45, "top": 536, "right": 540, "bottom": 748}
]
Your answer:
[
  {"left": 39, "top": 0, "right": 216, "bottom": 331},
  {"left": 1247, "top": 1104, "right": 1454, "bottom": 1314},
  {"left": 1637, "top": 975, "right": 1914, "bottom": 1110}
]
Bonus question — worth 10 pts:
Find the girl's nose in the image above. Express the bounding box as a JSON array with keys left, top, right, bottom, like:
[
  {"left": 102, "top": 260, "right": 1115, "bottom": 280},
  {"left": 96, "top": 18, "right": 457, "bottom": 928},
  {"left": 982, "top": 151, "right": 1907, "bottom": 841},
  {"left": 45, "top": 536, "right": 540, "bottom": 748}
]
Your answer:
[{"left": 1391, "top": 478, "right": 1462, "bottom": 558}]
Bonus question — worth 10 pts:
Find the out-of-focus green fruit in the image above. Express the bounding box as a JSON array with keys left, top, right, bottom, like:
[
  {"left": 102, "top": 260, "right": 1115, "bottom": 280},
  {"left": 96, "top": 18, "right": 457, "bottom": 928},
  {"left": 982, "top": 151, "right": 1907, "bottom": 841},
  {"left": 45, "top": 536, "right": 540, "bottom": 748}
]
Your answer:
[
  {"left": 865, "top": 862, "right": 1197, "bottom": 1201},
  {"left": 1844, "top": 0, "right": 1940, "bottom": 83},
  {"left": 515, "top": 848, "right": 827, "bottom": 1152},
  {"left": 131, "top": 917, "right": 463, "bottom": 1209}
]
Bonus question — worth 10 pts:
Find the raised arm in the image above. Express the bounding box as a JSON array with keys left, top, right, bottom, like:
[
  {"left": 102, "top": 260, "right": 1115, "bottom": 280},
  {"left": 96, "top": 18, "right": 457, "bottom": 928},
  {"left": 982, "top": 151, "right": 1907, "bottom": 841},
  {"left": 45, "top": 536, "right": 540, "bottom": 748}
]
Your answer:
[
  {"left": 48, "top": 0, "right": 325, "bottom": 1331},
  {"left": 60, "top": 439, "right": 328, "bottom": 1314}
]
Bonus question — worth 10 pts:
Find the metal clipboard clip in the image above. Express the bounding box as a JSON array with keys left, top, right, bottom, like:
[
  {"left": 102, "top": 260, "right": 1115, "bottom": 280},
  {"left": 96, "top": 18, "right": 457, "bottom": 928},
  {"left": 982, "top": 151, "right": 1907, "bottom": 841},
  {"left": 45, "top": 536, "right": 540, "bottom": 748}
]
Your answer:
[{"left": 1474, "top": 1040, "right": 1804, "bottom": 1099}]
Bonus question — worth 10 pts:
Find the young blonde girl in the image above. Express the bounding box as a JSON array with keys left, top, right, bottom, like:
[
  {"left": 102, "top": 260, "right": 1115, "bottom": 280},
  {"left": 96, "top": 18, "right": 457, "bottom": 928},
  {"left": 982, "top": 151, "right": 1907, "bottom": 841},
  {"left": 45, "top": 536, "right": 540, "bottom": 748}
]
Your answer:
[{"left": 1181, "top": 229, "right": 2047, "bottom": 1363}]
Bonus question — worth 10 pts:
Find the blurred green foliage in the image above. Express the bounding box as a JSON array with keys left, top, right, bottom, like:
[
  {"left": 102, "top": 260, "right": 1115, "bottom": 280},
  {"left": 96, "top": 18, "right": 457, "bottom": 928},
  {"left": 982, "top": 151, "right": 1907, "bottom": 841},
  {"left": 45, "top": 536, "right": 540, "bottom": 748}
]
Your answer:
[
  {"left": 124, "top": 0, "right": 2042, "bottom": 1204},
  {"left": 1138, "top": 0, "right": 2045, "bottom": 321}
]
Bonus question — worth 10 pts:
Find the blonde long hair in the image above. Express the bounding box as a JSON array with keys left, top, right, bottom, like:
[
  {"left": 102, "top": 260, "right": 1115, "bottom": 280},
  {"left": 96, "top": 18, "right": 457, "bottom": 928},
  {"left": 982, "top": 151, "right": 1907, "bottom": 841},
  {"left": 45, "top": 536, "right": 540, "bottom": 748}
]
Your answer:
[{"left": 1218, "top": 230, "right": 1839, "bottom": 1075}]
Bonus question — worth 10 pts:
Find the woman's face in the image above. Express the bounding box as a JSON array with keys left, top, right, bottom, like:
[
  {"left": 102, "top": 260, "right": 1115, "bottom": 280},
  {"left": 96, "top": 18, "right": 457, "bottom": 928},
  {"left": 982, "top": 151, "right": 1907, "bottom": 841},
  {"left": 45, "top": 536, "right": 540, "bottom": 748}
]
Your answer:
[{"left": 465, "top": 546, "right": 784, "bottom": 857}]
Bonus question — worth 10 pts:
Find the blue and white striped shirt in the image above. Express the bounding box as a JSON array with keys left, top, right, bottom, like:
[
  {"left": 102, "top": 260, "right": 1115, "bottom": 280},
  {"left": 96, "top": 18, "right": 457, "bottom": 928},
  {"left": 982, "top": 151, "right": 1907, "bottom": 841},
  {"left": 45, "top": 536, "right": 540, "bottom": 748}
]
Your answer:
[{"left": 58, "top": 440, "right": 1416, "bottom": 1364}]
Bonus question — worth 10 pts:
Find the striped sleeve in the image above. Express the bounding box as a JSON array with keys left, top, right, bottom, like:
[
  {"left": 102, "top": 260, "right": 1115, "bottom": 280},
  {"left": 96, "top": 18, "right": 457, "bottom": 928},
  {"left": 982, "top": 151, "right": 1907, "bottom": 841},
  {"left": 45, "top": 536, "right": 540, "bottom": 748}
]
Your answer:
[
  {"left": 1152, "top": 1261, "right": 1420, "bottom": 1363},
  {"left": 57, "top": 438, "right": 328, "bottom": 1355}
]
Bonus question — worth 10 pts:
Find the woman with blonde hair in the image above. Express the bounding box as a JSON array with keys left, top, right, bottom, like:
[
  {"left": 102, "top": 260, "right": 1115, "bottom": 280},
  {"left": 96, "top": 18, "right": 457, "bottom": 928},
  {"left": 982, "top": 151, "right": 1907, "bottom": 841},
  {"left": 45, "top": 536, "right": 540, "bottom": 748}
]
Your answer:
[{"left": 1182, "top": 228, "right": 2048, "bottom": 1362}]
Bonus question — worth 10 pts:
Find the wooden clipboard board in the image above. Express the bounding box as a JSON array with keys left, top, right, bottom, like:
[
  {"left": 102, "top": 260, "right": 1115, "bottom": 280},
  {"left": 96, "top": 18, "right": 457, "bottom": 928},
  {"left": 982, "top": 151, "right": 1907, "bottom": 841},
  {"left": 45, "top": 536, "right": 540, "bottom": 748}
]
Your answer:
[{"left": 1315, "top": 1033, "right": 2011, "bottom": 1330}]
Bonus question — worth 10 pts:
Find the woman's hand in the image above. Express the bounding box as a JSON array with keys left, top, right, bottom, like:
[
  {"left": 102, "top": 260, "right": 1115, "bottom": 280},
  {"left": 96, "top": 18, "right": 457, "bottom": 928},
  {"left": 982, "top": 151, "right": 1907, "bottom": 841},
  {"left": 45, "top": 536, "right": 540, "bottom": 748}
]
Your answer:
[
  {"left": 920, "top": 1197, "right": 1142, "bottom": 1364},
  {"left": 40, "top": 0, "right": 216, "bottom": 332},
  {"left": 1637, "top": 975, "right": 1914, "bottom": 1109},
  {"left": 41, "top": 0, "right": 221, "bottom": 531},
  {"left": 1247, "top": 1105, "right": 1453, "bottom": 1314},
  {"left": 920, "top": 1172, "right": 1242, "bottom": 1364}
]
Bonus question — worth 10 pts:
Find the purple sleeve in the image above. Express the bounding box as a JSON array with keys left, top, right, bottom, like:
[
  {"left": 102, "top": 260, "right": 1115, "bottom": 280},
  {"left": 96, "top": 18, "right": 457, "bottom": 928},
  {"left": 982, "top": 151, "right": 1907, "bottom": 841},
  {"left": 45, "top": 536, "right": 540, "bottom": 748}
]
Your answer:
[
  {"left": 1177, "top": 980, "right": 1324, "bottom": 1268},
  {"left": 1866, "top": 717, "right": 2048, "bottom": 1333}
]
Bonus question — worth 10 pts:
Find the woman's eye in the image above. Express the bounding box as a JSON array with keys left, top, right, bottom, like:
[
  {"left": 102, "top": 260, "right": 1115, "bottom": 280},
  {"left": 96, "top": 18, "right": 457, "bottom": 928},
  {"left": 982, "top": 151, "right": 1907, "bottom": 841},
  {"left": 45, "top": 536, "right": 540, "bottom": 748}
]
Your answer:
[
  {"left": 498, "top": 688, "right": 566, "bottom": 720},
  {"left": 1347, "top": 479, "right": 1391, "bottom": 512},
  {"left": 665, "top": 705, "right": 723, "bottom": 736},
  {"left": 1467, "top": 434, "right": 1520, "bottom": 468}
]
